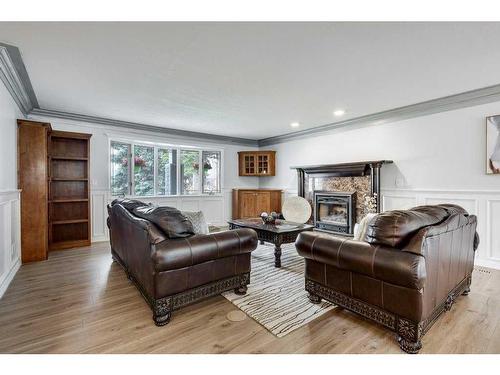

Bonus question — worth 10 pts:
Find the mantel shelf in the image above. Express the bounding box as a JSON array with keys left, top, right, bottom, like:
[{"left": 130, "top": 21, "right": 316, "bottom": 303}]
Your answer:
[{"left": 291, "top": 160, "right": 393, "bottom": 177}]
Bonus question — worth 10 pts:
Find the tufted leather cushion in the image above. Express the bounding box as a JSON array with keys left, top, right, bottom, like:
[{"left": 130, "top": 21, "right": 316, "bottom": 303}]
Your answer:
[
  {"left": 296, "top": 231, "right": 426, "bottom": 290},
  {"left": 153, "top": 228, "right": 258, "bottom": 272},
  {"left": 133, "top": 206, "right": 195, "bottom": 239},
  {"left": 364, "top": 205, "right": 448, "bottom": 248}
]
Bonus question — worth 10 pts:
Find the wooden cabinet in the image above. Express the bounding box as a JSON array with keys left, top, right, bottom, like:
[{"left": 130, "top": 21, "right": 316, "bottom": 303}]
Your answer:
[
  {"left": 232, "top": 189, "right": 282, "bottom": 219},
  {"left": 17, "top": 120, "right": 51, "bottom": 262},
  {"left": 18, "top": 120, "right": 92, "bottom": 262},
  {"left": 238, "top": 151, "right": 276, "bottom": 176}
]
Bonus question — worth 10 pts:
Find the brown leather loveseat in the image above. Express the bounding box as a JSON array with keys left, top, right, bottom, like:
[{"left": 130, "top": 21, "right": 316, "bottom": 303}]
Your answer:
[
  {"left": 107, "top": 199, "right": 258, "bottom": 326},
  {"left": 296, "top": 204, "right": 478, "bottom": 353}
]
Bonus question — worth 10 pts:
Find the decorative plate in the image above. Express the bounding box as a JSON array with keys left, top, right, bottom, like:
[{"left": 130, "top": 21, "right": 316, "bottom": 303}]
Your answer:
[{"left": 281, "top": 196, "right": 312, "bottom": 224}]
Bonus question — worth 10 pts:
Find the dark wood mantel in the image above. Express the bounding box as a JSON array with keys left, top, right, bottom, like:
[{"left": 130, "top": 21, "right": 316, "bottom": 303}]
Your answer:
[{"left": 291, "top": 160, "right": 393, "bottom": 212}]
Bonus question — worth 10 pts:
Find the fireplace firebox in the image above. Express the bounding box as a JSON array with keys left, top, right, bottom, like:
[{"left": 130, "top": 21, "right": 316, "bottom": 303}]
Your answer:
[{"left": 313, "top": 191, "right": 356, "bottom": 235}]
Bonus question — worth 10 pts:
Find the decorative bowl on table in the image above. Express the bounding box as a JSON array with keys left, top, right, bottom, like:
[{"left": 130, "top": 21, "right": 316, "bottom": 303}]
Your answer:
[{"left": 260, "top": 211, "right": 279, "bottom": 224}]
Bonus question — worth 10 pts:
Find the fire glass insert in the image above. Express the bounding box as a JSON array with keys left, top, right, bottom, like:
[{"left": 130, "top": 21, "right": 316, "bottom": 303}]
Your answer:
[{"left": 314, "top": 191, "right": 356, "bottom": 235}]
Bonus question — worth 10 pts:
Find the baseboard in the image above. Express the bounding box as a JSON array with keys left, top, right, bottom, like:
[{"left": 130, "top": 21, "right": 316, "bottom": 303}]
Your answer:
[
  {"left": 0, "top": 258, "right": 21, "bottom": 299},
  {"left": 91, "top": 236, "right": 109, "bottom": 243},
  {"left": 475, "top": 258, "right": 500, "bottom": 270}
]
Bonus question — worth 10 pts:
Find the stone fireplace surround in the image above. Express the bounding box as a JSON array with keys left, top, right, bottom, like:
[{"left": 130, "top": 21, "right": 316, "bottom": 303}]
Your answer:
[{"left": 292, "top": 161, "right": 392, "bottom": 231}]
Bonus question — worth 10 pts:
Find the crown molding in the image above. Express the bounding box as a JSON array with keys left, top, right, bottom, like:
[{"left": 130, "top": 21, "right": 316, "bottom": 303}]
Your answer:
[
  {"left": 258, "top": 83, "right": 500, "bottom": 146},
  {"left": 30, "top": 108, "right": 259, "bottom": 146},
  {"left": 0, "top": 43, "right": 38, "bottom": 115}
]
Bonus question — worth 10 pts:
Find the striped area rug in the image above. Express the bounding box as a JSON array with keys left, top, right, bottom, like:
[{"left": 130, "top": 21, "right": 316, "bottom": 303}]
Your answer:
[{"left": 222, "top": 242, "right": 335, "bottom": 337}]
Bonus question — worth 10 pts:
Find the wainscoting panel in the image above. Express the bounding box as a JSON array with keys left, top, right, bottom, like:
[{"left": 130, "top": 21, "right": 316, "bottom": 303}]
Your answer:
[
  {"left": 91, "top": 189, "right": 108, "bottom": 242},
  {"left": 424, "top": 197, "right": 479, "bottom": 215},
  {"left": 90, "top": 189, "right": 229, "bottom": 243},
  {"left": 200, "top": 199, "right": 224, "bottom": 225},
  {"left": 382, "top": 189, "right": 500, "bottom": 269},
  {"left": 487, "top": 200, "right": 500, "bottom": 261},
  {"left": 179, "top": 199, "right": 201, "bottom": 212},
  {"left": 0, "top": 190, "right": 21, "bottom": 299},
  {"left": 382, "top": 195, "right": 417, "bottom": 211}
]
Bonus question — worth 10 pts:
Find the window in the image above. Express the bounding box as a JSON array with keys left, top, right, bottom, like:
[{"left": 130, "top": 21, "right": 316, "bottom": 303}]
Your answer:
[
  {"left": 157, "top": 148, "right": 177, "bottom": 195},
  {"left": 180, "top": 149, "right": 200, "bottom": 195},
  {"left": 202, "top": 151, "right": 221, "bottom": 194},
  {"left": 133, "top": 145, "right": 154, "bottom": 196},
  {"left": 110, "top": 141, "right": 131, "bottom": 196},
  {"left": 110, "top": 140, "right": 221, "bottom": 197}
]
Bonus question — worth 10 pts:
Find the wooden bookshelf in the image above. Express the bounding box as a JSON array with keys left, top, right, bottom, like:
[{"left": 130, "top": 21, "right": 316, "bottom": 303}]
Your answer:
[{"left": 48, "top": 131, "right": 92, "bottom": 250}]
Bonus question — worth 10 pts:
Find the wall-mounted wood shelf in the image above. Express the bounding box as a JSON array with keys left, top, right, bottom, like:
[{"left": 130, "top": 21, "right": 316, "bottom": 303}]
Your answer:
[
  {"left": 50, "top": 198, "right": 89, "bottom": 203},
  {"left": 52, "top": 219, "right": 89, "bottom": 225},
  {"left": 50, "top": 156, "right": 89, "bottom": 161},
  {"left": 51, "top": 178, "right": 89, "bottom": 181}
]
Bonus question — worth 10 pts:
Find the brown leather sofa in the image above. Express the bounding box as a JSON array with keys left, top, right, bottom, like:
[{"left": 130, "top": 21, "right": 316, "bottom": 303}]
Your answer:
[
  {"left": 107, "top": 199, "right": 258, "bottom": 326},
  {"left": 296, "top": 204, "right": 478, "bottom": 353}
]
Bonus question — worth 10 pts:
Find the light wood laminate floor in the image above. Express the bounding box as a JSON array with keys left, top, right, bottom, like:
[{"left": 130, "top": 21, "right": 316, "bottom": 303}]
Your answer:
[{"left": 0, "top": 242, "right": 499, "bottom": 354}]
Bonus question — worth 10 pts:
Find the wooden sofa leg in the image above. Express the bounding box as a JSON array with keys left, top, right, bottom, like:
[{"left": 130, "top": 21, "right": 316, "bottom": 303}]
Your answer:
[
  {"left": 153, "top": 298, "right": 172, "bottom": 326},
  {"left": 462, "top": 277, "right": 472, "bottom": 296},
  {"left": 234, "top": 285, "right": 248, "bottom": 295},
  {"left": 398, "top": 336, "right": 422, "bottom": 354},
  {"left": 308, "top": 292, "right": 322, "bottom": 304},
  {"left": 397, "top": 319, "right": 422, "bottom": 354}
]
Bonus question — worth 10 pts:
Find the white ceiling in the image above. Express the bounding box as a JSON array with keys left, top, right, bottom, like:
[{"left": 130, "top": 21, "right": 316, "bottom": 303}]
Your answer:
[{"left": 1, "top": 22, "right": 500, "bottom": 140}]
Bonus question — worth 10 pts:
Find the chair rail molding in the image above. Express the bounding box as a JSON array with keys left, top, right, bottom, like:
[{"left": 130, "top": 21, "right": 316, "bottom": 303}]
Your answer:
[{"left": 0, "top": 190, "right": 21, "bottom": 299}]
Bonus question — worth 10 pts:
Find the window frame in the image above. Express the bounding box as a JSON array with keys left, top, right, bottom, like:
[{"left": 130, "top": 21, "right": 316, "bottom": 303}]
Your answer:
[
  {"left": 108, "top": 137, "right": 224, "bottom": 198},
  {"left": 201, "top": 150, "right": 222, "bottom": 194},
  {"left": 110, "top": 140, "right": 132, "bottom": 196}
]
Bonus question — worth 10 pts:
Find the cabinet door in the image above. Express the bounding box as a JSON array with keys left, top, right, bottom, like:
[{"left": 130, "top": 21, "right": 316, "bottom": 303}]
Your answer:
[
  {"left": 240, "top": 192, "right": 257, "bottom": 218},
  {"left": 257, "top": 154, "right": 270, "bottom": 175},
  {"left": 242, "top": 154, "right": 255, "bottom": 175},
  {"left": 255, "top": 192, "right": 271, "bottom": 215}
]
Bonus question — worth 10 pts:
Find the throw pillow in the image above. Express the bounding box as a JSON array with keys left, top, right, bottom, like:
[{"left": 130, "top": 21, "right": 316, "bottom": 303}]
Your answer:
[
  {"left": 353, "top": 213, "right": 377, "bottom": 241},
  {"left": 181, "top": 211, "right": 209, "bottom": 235},
  {"left": 111, "top": 198, "right": 150, "bottom": 212},
  {"left": 133, "top": 206, "right": 195, "bottom": 239}
]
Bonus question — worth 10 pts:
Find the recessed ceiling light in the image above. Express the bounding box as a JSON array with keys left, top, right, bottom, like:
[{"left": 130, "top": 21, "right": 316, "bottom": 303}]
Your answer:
[
  {"left": 333, "top": 109, "right": 346, "bottom": 117},
  {"left": 290, "top": 122, "right": 300, "bottom": 128}
]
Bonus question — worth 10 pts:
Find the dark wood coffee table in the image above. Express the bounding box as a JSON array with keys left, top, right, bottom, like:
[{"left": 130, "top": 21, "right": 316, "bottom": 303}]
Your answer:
[{"left": 228, "top": 218, "right": 314, "bottom": 268}]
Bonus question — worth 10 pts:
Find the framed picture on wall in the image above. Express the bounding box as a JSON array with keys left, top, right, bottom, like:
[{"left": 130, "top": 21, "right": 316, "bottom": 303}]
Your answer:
[{"left": 487, "top": 114, "right": 500, "bottom": 174}]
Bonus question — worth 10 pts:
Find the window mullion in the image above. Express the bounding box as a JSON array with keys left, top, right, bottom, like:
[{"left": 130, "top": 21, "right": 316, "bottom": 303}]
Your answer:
[
  {"left": 130, "top": 143, "right": 135, "bottom": 197},
  {"left": 153, "top": 146, "right": 158, "bottom": 196},
  {"left": 199, "top": 150, "right": 203, "bottom": 195},
  {"left": 176, "top": 147, "right": 181, "bottom": 196}
]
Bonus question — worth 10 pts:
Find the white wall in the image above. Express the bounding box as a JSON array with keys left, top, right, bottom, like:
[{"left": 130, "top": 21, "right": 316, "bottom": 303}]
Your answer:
[
  {"left": 27, "top": 115, "right": 260, "bottom": 242},
  {"left": 0, "top": 82, "right": 22, "bottom": 298},
  {"left": 259, "top": 101, "right": 500, "bottom": 269}
]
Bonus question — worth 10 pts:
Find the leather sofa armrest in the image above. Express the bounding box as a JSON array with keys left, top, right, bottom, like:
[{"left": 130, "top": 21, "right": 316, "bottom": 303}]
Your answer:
[
  {"left": 296, "top": 231, "right": 426, "bottom": 290},
  {"left": 152, "top": 228, "right": 258, "bottom": 272}
]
